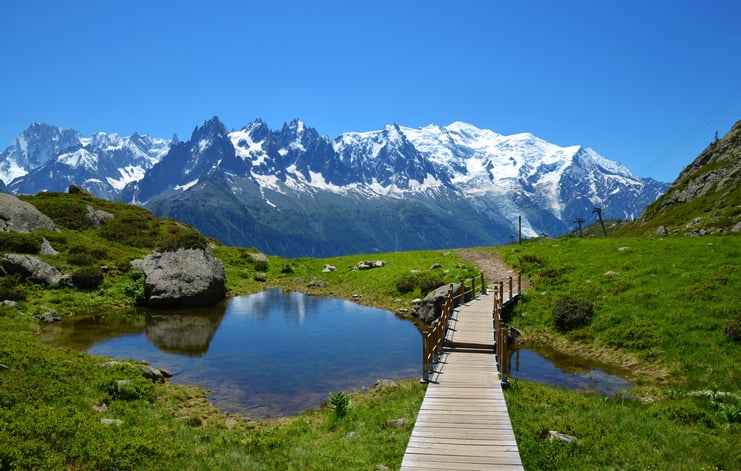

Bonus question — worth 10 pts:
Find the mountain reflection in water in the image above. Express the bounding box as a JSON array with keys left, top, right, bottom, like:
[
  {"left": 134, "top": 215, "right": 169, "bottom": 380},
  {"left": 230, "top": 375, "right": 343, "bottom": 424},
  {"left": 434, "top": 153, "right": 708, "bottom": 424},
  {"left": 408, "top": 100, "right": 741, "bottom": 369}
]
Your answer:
[{"left": 40, "top": 289, "right": 420, "bottom": 418}]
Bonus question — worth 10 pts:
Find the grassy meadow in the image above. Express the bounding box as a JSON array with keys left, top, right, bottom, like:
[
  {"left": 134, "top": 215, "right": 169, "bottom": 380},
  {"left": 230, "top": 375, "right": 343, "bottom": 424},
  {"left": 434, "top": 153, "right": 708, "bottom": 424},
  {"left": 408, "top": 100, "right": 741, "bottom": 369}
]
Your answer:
[{"left": 1, "top": 191, "right": 740, "bottom": 469}]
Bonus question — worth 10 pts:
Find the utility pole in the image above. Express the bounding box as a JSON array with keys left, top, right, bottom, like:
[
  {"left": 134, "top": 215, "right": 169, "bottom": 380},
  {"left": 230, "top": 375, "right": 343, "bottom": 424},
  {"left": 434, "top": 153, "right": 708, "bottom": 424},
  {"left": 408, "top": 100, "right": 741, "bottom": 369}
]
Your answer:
[
  {"left": 574, "top": 218, "right": 584, "bottom": 238},
  {"left": 592, "top": 207, "right": 607, "bottom": 237},
  {"left": 518, "top": 215, "right": 522, "bottom": 244}
]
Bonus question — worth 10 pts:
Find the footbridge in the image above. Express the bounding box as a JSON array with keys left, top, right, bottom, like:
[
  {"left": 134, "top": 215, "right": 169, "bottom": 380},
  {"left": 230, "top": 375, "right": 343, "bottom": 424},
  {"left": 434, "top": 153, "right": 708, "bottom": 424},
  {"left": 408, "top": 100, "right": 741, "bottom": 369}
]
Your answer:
[{"left": 401, "top": 276, "right": 523, "bottom": 470}]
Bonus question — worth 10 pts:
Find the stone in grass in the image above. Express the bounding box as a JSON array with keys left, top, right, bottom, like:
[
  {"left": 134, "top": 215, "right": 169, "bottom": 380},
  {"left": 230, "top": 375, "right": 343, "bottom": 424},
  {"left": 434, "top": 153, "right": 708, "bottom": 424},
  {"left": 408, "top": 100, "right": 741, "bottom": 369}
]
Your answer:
[
  {"left": 373, "top": 379, "right": 399, "bottom": 389},
  {"left": 547, "top": 430, "right": 578, "bottom": 443}
]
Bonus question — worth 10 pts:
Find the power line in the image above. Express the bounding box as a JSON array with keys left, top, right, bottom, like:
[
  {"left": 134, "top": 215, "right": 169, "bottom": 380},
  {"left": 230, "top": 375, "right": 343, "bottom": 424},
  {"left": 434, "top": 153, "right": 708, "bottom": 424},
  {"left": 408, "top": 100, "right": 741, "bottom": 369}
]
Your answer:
[{"left": 640, "top": 83, "right": 741, "bottom": 177}]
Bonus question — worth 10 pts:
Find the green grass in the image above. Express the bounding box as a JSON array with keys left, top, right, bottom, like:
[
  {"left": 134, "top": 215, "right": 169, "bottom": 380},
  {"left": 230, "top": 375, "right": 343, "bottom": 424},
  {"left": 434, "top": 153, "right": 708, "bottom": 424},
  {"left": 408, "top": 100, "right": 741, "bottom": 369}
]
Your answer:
[
  {"left": 492, "top": 235, "right": 741, "bottom": 470},
  {"left": 504, "top": 380, "right": 740, "bottom": 471}
]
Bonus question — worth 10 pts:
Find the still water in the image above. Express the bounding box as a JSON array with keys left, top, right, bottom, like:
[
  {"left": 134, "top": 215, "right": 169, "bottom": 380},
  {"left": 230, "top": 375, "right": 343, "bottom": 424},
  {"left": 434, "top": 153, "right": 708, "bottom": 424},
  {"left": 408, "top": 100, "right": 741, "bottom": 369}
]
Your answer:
[
  {"left": 506, "top": 345, "right": 633, "bottom": 396},
  {"left": 40, "top": 289, "right": 420, "bottom": 418}
]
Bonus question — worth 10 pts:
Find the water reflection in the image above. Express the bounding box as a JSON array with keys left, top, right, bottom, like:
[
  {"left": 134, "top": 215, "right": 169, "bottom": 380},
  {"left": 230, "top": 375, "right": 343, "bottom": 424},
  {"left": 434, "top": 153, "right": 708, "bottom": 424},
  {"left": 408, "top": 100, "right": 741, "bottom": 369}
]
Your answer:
[
  {"left": 507, "top": 345, "right": 633, "bottom": 396},
  {"left": 145, "top": 310, "right": 225, "bottom": 356},
  {"left": 40, "top": 289, "right": 420, "bottom": 418}
]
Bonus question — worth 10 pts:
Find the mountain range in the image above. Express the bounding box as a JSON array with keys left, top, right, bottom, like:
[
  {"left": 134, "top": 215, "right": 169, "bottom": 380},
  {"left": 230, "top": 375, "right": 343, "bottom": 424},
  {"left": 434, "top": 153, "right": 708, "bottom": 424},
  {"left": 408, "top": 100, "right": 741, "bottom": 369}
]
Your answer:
[{"left": 0, "top": 117, "right": 669, "bottom": 257}]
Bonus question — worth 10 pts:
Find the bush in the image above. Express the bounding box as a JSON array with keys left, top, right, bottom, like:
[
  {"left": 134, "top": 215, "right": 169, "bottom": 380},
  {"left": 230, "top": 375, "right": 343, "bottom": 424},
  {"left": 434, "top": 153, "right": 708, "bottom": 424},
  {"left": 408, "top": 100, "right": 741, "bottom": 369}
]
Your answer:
[
  {"left": 71, "top": 266, "right": 104, "bottom": 290},
  {"left": 157, "top": 231, "right": 208, "bottom": 252},
  {"left": 552, "top": 296, "right": 593, "bottom": 332},
  {"left": 418, "top": 274, "right": 446, "bottom": 294},
  {"left": 0, "top": 274, "right": 27, "bottom": 301},
  {"left": 724, "top": 313, "right": 741, "bottom": 343},
  {"left": 0, "top": 232, "right": 42, "bottom": 253},
  {"left": 395, "top": 275, "right": 418, "bottom": 294},
  {"left": 122, "top": 271, "right": 146, "bottom": 305}
]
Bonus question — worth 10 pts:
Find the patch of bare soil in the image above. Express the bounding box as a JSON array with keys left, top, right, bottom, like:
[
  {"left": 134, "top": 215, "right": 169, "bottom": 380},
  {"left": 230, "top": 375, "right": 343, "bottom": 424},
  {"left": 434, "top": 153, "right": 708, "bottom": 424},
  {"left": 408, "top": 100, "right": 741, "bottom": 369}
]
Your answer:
[{"left": 455, "top": 247, "right": 529, "bottom": 291}]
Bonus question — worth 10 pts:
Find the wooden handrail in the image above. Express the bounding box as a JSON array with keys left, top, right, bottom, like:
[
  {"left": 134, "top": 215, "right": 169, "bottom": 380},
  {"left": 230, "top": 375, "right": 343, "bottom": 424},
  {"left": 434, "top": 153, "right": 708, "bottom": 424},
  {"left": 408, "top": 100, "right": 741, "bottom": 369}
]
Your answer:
[{"left": 421, "top": 273, "right": 484, "bottom": 382}]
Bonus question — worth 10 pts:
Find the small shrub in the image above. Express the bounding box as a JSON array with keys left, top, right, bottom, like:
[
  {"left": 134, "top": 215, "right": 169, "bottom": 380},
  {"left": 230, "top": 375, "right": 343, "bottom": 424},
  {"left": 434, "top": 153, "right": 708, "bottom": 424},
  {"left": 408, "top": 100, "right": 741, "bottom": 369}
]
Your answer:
[
  {"left": 104, "top": 376, "right": 157, "bottom": 402},
  {"left": 395, "top": 275, "right": 418, "bottom": 294},
  {"left": 328, "top": 391, "right": 350, "bottom": 418},
  {"left": 723, "top": 313, "right": 741, "bottom": 343},
  {"left": 281, "top": 264, "right": 295, "bottom": 274},
  {"left": 649, "top": 399, "right": 715, "bottom": 427},
  {"left": 0, "top": 274, "right": 27, "bottom": 301},
  {"left": 157, "top": 231, "right": 208, "bottom": 252},
  {"left": 254, "top": 259, "right": 269, "bottom": 272},
  {"left": 0, "top": 232, "right": 42, "bottom": 253},
  {"left": 418, "top": 274, "right": 445, "bottom": 294},
  {"left": 552, "top": 296, "right": 593, "bottom": 332},
  {"left": 605, "top": 320, "right": 660, "bottom": 351},
  {"left": 122, "top": 271, "right": 146, "bottom": 305},
  {"left": 71, "top": 266, "right": 104, "bottom": 290}
]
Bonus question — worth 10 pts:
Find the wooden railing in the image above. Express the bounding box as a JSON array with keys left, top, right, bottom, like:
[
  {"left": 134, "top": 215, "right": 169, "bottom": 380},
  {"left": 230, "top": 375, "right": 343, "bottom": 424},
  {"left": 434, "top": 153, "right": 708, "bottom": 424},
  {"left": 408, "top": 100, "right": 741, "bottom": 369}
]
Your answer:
[
  {"left": 493, "top": 274, "right": 522, "bottom": 386},
  {"left": 420, "top": 273, "right": 486, "bottom": 382}
]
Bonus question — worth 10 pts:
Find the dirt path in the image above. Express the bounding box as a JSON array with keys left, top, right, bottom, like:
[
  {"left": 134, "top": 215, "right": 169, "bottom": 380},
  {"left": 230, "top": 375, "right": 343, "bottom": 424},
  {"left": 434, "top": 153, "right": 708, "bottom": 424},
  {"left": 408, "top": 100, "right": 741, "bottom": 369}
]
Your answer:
[{"left": 455, "top": 247, "right": 529, "bottom": 292}]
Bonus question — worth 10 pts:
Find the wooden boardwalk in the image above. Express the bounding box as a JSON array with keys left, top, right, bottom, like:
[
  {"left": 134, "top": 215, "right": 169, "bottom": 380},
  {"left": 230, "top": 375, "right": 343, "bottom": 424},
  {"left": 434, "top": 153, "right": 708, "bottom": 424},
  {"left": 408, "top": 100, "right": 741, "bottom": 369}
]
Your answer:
[{"left": 401, "top": 292, "right": 524, "bottom": 470}]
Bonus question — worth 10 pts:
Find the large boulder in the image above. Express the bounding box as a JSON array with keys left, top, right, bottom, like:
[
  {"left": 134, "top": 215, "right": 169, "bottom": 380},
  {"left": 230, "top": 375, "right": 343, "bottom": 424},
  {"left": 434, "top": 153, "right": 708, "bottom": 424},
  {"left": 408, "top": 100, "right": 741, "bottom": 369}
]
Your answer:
[
  {"left": 0, "top": 193, "right": 57, "bottom": 233},
  {"left": 138, "top": 246, "right": 226, "bottom": 308},
  {"left": 412, "top": 282, "right": 479, "bottom": 323},
  {"left": 1, "top": 254, "right": 63, "bottom": 285}
]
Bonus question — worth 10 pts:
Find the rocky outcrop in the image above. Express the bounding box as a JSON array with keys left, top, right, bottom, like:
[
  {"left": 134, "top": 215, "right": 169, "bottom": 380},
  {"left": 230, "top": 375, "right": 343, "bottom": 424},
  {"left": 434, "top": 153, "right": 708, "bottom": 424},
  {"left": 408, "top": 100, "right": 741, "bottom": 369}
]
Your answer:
[
  {"left": 0, "top": 193, "right": 57, "bottom": 233},
  {"left": 1, "top": 254, "right": 62, "bottom": 285},
  {"left": 412, "top": 282, "right": 474, "bottom": 323},
  {"left": 137, "top": 246, "right": 226, "bottom": 308},
  {"left": 85, "top": 204, "right": 114, "bottom": 228},
  {"left": 637, "top": 120, "right": 741, "bottom": 234},
  {"left": 357, "top": 260, "right": 386, "bottom": 270}
]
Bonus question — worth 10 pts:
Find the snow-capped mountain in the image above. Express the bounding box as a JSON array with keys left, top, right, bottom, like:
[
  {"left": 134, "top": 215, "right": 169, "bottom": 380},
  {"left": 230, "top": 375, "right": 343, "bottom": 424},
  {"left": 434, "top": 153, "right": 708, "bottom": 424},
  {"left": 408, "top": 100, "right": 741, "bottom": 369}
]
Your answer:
[
  {"left": 1, "top": 117, "right": 668, "bottom": 256},
  {"left": 0, "top": 122, "right": 170, "bottom": 200}
]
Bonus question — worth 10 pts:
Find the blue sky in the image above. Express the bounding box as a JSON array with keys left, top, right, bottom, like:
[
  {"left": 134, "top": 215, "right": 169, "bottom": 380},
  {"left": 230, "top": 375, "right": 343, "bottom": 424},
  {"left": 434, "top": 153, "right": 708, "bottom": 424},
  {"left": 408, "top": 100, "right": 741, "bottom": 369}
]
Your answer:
[{"left": 2, "top": 0, "right": 740, "bottom": 182}]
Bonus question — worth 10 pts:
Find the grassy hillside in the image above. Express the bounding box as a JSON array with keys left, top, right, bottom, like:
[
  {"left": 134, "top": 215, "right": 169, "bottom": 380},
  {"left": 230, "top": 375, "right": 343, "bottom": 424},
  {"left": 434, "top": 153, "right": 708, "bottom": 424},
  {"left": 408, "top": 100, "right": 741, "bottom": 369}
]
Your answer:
[
  {"left": 2, "top": 191, "right": 740, "bottom": 469},
  {"left": 615, "top": 119, "right": 741, "bottom": 237},
  {"left": 492, "top": 236, "right": 740, "bottom": 469}
]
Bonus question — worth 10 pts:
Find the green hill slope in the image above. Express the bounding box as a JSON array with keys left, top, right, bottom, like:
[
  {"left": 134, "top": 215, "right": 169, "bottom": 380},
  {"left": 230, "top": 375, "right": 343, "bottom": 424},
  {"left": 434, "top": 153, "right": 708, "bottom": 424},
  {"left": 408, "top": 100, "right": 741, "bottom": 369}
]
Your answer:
[{"left": 616, "top": 120, "right": 741, "bottom": 236}]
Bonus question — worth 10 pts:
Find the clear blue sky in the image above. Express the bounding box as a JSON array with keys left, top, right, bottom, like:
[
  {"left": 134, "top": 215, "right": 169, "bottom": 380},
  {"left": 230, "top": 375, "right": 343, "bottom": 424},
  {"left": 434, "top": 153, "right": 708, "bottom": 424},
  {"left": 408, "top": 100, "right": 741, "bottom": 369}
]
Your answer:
[{"left": 2, "top": 0, "right": 740, "bottom": 182}]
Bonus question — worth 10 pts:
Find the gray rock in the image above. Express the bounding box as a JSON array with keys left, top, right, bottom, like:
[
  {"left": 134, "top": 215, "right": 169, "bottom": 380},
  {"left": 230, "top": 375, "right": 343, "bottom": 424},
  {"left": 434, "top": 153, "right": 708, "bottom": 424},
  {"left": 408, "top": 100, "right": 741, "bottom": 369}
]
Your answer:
[
  {"left": 141, "top": 365, "right": 166, "bottom": 382},
  {"left": 0, "top": 193, "right": 57, "bottom": 233},
  {"left": 430, "top": 263, "right": 442, "bottom": 269},
  {"left": 85, "top": 204, "right": 113, "bottom": 227},
  {"left": 37, "top": 310, "right": 61, "bottom": 323},
  {"left": 100, "top": 418, "right": 123, "bottom": 426},
  {"left": 2, "top": 300, "right": 19, "bottom": 309},
  {"left": 373, "top": 379, "right": 399, "bottom": 389},
  {"left": 656, "top": 225, "right": 668, "bottom": 235},
  {"left": 1, "top": 254, "right": 62, "bottom": 285},
  {"left": 68, "top": 184, "right": 89, "bottom": 194},
  {"left": 548, "top": 430, "right": 578, "bottom": 443},
  {"left": 39, "top": 238, "right": 59, "bottom": 255},
  {"left": 322, "top": 264, "right": 336, "bottom": 272},
  {"left": 357, "top": 260, "right": 386, "bottom": 270},
  {"left": 139, "top": 246, "right": 226, "bottom": 308},
  {"left": 412, "top": 282, "right": 468, "bottom": 323},
  {"left": 308, "top": 279, "right": 328, "bottom": 288}
]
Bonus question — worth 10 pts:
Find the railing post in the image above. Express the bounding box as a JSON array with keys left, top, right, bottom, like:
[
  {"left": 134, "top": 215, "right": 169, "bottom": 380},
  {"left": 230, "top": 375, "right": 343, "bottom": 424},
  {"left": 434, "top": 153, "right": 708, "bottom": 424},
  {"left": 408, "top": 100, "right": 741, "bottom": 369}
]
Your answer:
[
  {"left": 509, "top": 276, "right": 513, "bottom": 301},
  {"left": 460, "top": 279, "right": 465, "bottom": 304},
  {"left": 480, "top": 272, "right": 486, "bottom": 294},
  {"left": 421, "top": 330, "right": 429, "bottom": 383},
  {"left": 518, "top": 272, "right": 522, "bottom": 295}
]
